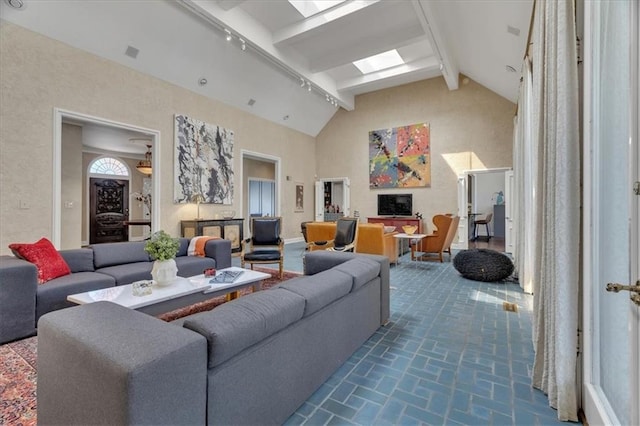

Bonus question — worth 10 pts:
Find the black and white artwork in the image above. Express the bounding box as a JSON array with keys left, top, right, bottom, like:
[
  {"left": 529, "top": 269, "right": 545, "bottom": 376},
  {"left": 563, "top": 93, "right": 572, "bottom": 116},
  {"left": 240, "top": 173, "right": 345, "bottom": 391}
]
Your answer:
[{"left": 174, "top": 115, "right": 234, "bottom": 204}]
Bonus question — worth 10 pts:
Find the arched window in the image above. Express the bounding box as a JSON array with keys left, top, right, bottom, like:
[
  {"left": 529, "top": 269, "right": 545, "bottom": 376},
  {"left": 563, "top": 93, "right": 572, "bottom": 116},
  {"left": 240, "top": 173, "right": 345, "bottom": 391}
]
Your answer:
[{"left": 89, "top": 157, "right": 129, "bottom": 176}]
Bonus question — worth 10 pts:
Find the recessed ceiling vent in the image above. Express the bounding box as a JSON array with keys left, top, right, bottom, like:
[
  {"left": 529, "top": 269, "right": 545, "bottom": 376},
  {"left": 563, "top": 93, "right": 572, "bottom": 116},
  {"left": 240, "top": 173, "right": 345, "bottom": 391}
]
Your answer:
[
  {"left": 5, "top": 0, "right": 26, "bottom": 9},
  {"left": 125, "top": 45, "right": 139, "bottom": 59}
]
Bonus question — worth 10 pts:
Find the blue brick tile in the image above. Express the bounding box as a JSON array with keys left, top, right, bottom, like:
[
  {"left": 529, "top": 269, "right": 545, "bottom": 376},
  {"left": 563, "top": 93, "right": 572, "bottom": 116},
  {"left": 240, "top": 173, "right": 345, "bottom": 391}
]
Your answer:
[
  {"left": 404, "top": 405, "right": 445, "bottom": 424},
  {"left": 343, "top": 394, "right": 365, "bottom": 410},
  {"left": 284, "top": 248, "right": 581, "bottom": 426},
  {"left": 326, "top": 415, "right": 356, "bottom": 426},
  {"left": 378, "top": 399, "right": 405, "bottom": 423},
  {"left": 448, "top": 408, "right": 489, "bottom": 425},
  {"left": 352, "top": 386, "right": 388, "bottom": 405},
  {"left": 330, "top": 382, "right": 356, "bottom": 403},
  {"left": 322, "top": 399, "right": 357, "bottom": 420},
  {"left": 376, "top": 375, "right": 398, "bottom": 396},
  {"left": 390, "top": 389, "right": 429, "bottom": 409},
  {"left": 306, "top": 408, "right": 332, "bottom": 425}
]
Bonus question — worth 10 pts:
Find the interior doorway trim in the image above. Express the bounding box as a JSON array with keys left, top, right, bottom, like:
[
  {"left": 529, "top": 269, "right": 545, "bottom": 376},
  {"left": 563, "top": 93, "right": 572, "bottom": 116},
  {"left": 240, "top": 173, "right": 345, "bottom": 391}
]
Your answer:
[{"left": 53, "top": 108, "right": 161, "bottom": 247}]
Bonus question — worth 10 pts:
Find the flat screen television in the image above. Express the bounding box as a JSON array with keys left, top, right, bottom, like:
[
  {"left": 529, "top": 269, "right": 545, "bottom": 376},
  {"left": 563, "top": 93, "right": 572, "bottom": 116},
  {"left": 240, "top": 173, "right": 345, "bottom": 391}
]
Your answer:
[{"left": 377, "top": 194, "right": 413, "bottom": 216}]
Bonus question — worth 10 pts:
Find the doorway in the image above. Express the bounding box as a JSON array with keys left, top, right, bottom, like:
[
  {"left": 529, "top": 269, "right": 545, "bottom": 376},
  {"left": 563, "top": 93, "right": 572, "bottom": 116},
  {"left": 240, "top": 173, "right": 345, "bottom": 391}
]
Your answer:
[
  {"left": 53, "top": 108, "right": 160, "bottom": 249},
  {"left": 582, "top": 1, "right": 640, "bottom": 424},
  {"left": 314, "top": 177, "right": 351, "bottom": 222},
  {"left": 241, "top": 150, "right": 281, "bottom": 237},
  {"left": 454, "top": 168, "right": 511, "bottom": 252}
]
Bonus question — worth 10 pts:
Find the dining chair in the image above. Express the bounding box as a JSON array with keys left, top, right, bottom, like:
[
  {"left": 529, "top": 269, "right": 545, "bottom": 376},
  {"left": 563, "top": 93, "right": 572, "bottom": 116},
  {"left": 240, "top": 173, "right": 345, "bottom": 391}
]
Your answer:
[{"left": 240, "top": 217, "right": 284, "bottom": 278}]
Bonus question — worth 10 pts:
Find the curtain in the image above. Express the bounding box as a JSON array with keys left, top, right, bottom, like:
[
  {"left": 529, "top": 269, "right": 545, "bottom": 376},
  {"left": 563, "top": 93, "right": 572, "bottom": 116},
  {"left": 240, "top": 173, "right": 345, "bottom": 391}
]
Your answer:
[
  {"left": 529, "top": 0, "right": 580, "bottom": 421},
  {"left": 513, "top": 57, "right": 535, "bottom": 294}
]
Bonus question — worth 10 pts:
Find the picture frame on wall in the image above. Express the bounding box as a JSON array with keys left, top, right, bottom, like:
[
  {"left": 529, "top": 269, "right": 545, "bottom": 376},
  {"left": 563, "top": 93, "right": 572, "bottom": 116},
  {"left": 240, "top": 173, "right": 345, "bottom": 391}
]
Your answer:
[{"left": 295, "top": 183, "right": 304, "bottom": 212}]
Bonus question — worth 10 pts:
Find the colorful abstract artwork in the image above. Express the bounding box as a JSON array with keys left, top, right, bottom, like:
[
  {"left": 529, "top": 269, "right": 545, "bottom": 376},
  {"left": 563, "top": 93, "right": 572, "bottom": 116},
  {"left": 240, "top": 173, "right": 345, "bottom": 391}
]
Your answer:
[
  {"left": 174, "top": 115, "right": 234, "bottom": 204},
  {"left": 369, "top": 123, "right": 431, "bottom": 188}
]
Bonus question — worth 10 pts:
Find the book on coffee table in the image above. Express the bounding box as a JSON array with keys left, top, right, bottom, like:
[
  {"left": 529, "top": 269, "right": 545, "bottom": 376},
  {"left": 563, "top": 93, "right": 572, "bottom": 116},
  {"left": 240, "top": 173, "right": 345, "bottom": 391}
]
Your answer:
[{"left": 209, "top": 270, "right": 244, "bottom": 284}]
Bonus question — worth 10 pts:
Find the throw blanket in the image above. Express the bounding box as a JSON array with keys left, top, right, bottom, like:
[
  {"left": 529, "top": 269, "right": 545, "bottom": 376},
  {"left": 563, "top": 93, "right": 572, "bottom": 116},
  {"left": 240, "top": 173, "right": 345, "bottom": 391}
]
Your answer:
[{"left": 188, "top": 236, "right": 220, "bottom": 257}]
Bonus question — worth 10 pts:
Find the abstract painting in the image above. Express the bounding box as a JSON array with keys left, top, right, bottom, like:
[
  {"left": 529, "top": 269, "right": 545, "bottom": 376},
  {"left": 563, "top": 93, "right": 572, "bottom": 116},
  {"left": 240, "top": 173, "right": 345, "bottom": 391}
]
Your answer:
[
  {"left": 174, "top": 115, "right": 234, "bottom": 204},
  {"left": 369, "top": 123, "right": 431, "bottom": 188},
  {"left": 295, "top": 183, "right": 304, "bottom": 212}
]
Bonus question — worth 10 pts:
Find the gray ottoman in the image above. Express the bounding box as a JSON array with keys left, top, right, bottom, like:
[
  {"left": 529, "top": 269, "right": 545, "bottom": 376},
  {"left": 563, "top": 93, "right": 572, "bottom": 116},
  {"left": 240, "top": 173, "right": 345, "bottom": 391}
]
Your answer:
[{"left": 453, "top": 249, "right": 514, "bottom": 282}]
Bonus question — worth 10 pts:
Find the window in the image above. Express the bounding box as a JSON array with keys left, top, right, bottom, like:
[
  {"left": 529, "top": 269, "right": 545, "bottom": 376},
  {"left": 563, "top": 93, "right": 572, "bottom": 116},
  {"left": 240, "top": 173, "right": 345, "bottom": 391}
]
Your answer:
[
  {"left": 89, "top": 157, "right": 129, "bottom": 176},
  {"left": 289, "top": 0, "right": 345, "bottom": 18},
  {"left": 353, "top": 49, "right": 405, "bottom": 75}
]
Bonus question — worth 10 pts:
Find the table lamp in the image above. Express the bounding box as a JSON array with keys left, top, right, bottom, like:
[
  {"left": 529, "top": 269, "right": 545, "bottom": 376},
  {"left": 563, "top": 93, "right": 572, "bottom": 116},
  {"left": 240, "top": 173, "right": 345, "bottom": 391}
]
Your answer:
[{"left": 191, "top": 193, "right": 205, "bottom": 219}]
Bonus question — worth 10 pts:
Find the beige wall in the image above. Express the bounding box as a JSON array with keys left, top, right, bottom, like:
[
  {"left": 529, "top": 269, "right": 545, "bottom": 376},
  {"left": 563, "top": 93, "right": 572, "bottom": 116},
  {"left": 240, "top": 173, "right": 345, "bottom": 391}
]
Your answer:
[
  {"left": 316, "top": 77, "right": 514, "bottom": 232},
  {"left": 0, "top": 22, "right": 316, "bottom": 254}
]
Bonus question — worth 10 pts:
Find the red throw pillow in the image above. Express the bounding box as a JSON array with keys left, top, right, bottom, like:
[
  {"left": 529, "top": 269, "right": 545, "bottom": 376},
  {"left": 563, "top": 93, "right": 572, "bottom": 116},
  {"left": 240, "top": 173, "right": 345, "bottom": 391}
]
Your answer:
[{"left": 9, "top": 238, "right": 71, "bottom": 284}]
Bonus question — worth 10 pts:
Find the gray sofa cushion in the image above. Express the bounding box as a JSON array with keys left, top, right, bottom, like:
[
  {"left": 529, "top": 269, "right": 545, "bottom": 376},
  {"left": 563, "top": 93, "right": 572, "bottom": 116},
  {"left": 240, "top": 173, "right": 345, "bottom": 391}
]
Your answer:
[
  {"left": 333, "top": 258, "right": 381, "bottom": 291},
  {"left": 95, "top": 262, "right": 152, "bottom": 285},
  {"left": 275, "top": 269, "right": 352, "bottom": 317},
  {"left": 174, "top": 256, "right": 216, "bottom": 277},
  {"left": 36, "top": 272, "right": 116, "bottom": 321},
  {"left": 183, "top": 288, "right": 305, "bottom": 368},
  {"left": 60, "top": 249, "right": 95, "bottom": 273},
  {"left": 91, "top": 241, "right": 150, "bottom": 268},
  {"left": 177, "top": 238, "right": 190, "bottom": 257}
]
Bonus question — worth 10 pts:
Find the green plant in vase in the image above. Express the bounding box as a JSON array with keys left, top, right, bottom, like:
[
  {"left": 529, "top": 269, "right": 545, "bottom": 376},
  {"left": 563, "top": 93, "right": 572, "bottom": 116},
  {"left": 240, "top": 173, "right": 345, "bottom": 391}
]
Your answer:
[{"left": 145, "top": 230, "right": 180, "bottom": 286}]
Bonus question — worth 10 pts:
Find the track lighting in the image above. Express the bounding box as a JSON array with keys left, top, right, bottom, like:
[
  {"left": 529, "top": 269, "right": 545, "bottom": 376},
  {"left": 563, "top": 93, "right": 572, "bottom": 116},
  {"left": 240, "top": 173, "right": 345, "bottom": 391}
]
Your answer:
[
  {"left": 300, "top": 77, "right": 306, "bottom": 88},
  {"left": 225, "top": 29, "right": 232, "bottom": 42},
  {"left": 239, "top": 38, "right": 246, "bottom": 51},
  {"left": 307, "top": 81, "right": 312, "bottom": 92}
]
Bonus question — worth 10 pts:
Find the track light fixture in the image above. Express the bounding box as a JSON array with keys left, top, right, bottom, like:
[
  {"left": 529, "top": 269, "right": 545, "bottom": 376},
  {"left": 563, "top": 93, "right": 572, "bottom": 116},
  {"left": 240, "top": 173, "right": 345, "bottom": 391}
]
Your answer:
[
  {"left": 300, "top": 77, "right": 306, "bottom": 88},
  {"left": 307, "top": 81, "right": 312, "bottom": 92},
  {"left": 239, "top": 38, "right": 246, "bottom": 51},
  {"left": 225, "top": 29, "right": 232, "bottom": 42}
]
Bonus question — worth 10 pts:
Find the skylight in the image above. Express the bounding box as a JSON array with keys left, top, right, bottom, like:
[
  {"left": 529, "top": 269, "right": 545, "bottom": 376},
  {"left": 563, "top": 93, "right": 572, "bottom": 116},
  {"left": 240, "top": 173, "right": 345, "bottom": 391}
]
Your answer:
[
  {"left": 289, "top": 0, "right": 345, "bottom": 18},
  {"left": 353, "top": 49, "right": 405, "bottom": 74}
]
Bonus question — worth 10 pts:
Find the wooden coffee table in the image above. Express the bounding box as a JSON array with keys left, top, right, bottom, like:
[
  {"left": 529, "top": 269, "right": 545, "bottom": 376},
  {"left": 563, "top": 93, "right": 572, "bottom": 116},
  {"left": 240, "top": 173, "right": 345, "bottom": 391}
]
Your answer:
[{"left": 67, "top": 267, "right": 271, "bottom": 316}]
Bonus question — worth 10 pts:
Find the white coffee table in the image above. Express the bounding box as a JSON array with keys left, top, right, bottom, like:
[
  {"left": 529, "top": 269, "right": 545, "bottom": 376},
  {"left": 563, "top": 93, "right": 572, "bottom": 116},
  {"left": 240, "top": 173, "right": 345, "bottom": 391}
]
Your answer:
[
  {"left": 67, "top": 267, "right": 272, "bottom": 316},
  {"left": 393, "top": 233, "right": 427, "bottom": 266}
]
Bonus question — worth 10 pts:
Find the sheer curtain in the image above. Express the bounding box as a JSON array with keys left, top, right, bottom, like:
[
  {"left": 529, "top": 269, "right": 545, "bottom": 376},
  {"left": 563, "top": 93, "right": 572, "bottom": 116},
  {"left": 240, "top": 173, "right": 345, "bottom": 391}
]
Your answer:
[
  {"left": 528, "top": 0, "right": 580, "bottom": 421},
  {"left": 513, "top": 57, "right": 535, "bottom": 295},
  {"left": 514, "top": 0, "right": 580, "bottom": 420}
]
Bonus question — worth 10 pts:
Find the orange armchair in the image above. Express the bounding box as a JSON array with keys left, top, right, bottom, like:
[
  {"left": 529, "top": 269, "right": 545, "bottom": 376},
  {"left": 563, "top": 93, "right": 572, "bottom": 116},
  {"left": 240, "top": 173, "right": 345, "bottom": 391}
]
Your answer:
[
  {"left": 411, "top": 214, "right": 458, "bottom": 262},
  {"left": 355, "top": 223, "right": 398, "bottom": 263}
]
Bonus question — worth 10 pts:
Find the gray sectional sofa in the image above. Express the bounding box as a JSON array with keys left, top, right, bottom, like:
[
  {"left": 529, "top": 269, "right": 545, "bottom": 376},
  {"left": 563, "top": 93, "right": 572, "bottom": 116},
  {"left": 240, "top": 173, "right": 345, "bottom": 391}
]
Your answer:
[
  {"left": 37, "top": 251, "right": 390, "bottom": 426},
  {"left": 0, "top": 237, "right": 231, "bottom": 344}
]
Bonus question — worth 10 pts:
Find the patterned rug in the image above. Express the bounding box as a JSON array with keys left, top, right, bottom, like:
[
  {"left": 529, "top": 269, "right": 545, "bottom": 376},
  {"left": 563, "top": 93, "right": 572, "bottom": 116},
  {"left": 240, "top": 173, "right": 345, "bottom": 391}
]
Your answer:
[{"left": 0, "top": 267, "right": 300, "bottom": 425}]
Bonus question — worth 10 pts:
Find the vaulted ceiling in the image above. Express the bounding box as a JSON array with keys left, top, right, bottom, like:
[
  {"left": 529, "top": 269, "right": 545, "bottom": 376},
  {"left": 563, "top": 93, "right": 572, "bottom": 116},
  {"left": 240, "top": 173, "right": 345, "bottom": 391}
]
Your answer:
[{"left": 1, "top": 0, "right": 533, "bottom": 140}]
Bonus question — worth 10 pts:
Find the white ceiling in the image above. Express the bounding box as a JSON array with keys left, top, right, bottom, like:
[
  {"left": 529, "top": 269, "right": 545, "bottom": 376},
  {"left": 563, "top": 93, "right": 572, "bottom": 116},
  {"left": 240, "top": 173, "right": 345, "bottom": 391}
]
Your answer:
[{"left": 1, "top": 0, "right": 533, "bottom": 143}]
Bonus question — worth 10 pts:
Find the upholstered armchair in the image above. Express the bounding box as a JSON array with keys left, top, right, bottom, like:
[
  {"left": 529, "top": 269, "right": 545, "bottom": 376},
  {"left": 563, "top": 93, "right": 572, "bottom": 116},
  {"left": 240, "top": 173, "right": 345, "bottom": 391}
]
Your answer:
[
  {"left": 305, "top": 222, "right": 337, "bottom": 252},
  {"left": 240, "top": 217, "right": 284, "bottom": 278},
  {"left": 411, "top": 214, "right": 458, "bottom": 262},
  {"left": 355, "top": 223, "right": 398, "bottom": 263},
  {"left": 307, "top": 217, "right": 359, "bottom": 252}
]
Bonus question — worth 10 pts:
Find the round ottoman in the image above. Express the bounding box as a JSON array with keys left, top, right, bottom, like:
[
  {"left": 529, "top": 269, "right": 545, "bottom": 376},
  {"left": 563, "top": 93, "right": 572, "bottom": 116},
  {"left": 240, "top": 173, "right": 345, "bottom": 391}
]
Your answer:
[{"left": 453, "top": 249, "right": 514, "bottom": 282}]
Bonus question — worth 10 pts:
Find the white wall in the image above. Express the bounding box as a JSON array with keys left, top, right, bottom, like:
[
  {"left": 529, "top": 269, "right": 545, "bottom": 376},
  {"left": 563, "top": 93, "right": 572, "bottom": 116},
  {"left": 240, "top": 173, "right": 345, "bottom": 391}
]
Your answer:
[{"left": 0, "top": 22, "right": 316, "bottom": 253}]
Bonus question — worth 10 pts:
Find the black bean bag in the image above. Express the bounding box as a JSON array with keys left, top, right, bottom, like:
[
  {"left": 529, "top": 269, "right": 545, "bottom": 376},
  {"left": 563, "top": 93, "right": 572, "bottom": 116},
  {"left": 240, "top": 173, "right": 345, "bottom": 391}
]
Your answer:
[{"left": 453, "top": 249, "right": 514, "bottom": 282}]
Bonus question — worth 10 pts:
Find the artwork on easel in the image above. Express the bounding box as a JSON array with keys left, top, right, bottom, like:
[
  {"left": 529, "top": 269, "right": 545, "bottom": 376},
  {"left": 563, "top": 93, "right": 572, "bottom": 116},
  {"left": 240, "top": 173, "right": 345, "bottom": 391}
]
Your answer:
[
  {"left": 174, "top": 115, "right": 234, "bottom": 204},
  {"left": 369, "top": 122, "right": 431, "bottom": 188}
]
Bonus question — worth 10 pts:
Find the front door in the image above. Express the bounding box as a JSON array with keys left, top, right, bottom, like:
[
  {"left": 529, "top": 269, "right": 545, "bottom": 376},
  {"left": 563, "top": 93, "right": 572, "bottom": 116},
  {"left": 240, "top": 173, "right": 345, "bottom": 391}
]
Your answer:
[
  {"left": 90, "top": 178, "right": 129, "bottom": 244},
  {"left": 582, "top": 1, "right": 640, "bottom": 424}
]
